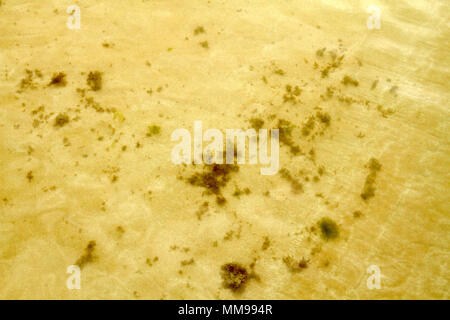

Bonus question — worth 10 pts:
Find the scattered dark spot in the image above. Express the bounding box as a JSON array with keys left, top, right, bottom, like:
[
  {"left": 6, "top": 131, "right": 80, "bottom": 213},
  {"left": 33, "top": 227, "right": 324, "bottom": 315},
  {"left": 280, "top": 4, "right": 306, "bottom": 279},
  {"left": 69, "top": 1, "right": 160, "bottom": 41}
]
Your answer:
[
  {"left": 353, "top": 211, "right": 363, "bottom": 218},
  {"left": 361, "top": 158, "right": 382, "bottom": 201},
  {"left": 147, "top": 125, "right": 161, "bottom": 137},
  {"left": 116, "top": 226, "right": 125, "bottom": 235},
  {"left": 199, "top": 41, "right": 209, "bottom": 49},
  {"left": 196, "top": 201, "right": 209, "bottom": 220},
  {"left": 273, "top": 68, "right": 285, "bottom": 76},
  {"left": 216, "top": 195, "right": 227, "bottom": 206},
  {"left": 377, "top": 105, "right": 395, "bottom": 118},
  {"left": 316, "top": 111, "right": 331, "bottom": 126},
  {"left": 283, "top": 84, "right": 302, "bottom": 104},
  {"left": 146, "top": 257, "right": 159, "bottom": 267},
  {"left": 221, "top": 263, "right": 249, "bottom": 292},
  {"left": 320, "top": 55, "right": 344, "bottom": 78},
  {"left": 249, "top": 118, "right": 264, "bottom": 130},
  {"left": 187, "top": 162, "right": 239, "bottom": 201},
  {"left": 318, "top": 166, "right": 325, "bottom": 175},
  {"left": 232, "top": 187, "right": 251, "bottom": 198},
  {"left": 194, "top": 26, "right": 205, "bottom": 35},
  {"left": 76, "top": 88, "right": 86, "bottom": 97},
  {"left": 301, "top": 116, "right": 315, "bottom": 137},
  {"left": 54, "top": 113, "right": 69, "bottom": 127},
  {"left": 19, "top": 69, "right": 38, "bottom": 90},
  {"left": 371, "top": 80, "right": 378, "bottom": 90},
  {"left": 102, "top": 42, "right": 114, "bottom": 48},
  {"left": 75, "top": 240, "right": 96, "bottom": 269},
  {"left": 283, "top": 256, "right": 308, "bottom": 272},
  {"left": 316, "top": 48, "right": 326, "bottom": 57},
  {"left": 369, "top": 156, "right": 382, "bottom": 170},
  {"left": 341, "top": 75, "right": 359, "bottom": 86},
  {"left": 87, "top": 71, "right": 102, "bottom": 91},
  {"left": 318, "top": 217, "right": 339, "bottom": 240},
  {"left": 26, "top": 171, "right": 34, "bottom": 182},
  {"left": 278, "top": 119, "right": 301, "bottom": 155},
  {"left": 389, "top": 85, "right": 398, "bottom": 95},
  {"left": 224, "top": 230, "right": 235, "bottom": 241},
  {"left": 280, "top": 168, "right": 303, "bottom": 193},
  {"left": 181, "top": 258, "right": 195, "bottom": 266},
  {"left": 324, "top": 86, "right": 334, "bottom": 99},
  {"left": 48, "top": 72, "right": 67, "bottom": 87},
  {"left": 85, "top": 97, "right": 105, "bottom": 113},
  {"left": 63, "top": 137, "right": 71, "bottom": 147},
  {"left": 261, "top": 237, "right": 270, "bottom": 250},
  {"left": 337, "top": 94, "right": 357, "bottom": 105},
  {"left": 298, "top": 258, "right": 309, "bottom": 269}
]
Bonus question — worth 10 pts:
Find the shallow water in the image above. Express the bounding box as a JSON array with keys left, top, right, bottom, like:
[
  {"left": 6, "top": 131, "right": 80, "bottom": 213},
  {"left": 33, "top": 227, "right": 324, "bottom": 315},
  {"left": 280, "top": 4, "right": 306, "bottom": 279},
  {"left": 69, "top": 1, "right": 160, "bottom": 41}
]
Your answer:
[{"left": 0, "top": 0, "right": 448, "bottom": 299}]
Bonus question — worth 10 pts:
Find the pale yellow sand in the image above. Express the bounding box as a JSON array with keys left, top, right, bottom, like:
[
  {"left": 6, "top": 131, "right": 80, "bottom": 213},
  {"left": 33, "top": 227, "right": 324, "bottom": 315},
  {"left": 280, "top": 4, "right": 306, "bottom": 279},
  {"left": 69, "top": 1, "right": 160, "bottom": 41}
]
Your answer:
[{"left": 0, "top": 0, "right": 448, "bottom": 299}]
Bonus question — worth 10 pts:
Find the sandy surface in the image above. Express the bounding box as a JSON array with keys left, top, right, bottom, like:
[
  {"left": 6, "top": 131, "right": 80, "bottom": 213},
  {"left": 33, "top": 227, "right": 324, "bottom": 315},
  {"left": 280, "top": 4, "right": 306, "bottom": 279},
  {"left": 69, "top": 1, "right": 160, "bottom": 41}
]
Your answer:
[{"left": 0, "top": 0, "right": 448, "bottom": 299}]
